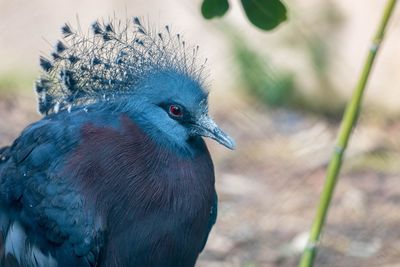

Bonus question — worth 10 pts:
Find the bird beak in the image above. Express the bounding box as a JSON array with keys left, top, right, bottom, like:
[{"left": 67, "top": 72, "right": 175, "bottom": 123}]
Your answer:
[{"left": 192, "top": 115, "right": 236, "bottom": 150}]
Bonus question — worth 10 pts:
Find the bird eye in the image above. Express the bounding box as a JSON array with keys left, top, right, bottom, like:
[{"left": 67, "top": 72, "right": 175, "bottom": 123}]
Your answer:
[{"left": 169, "top": 105, "right": 183, "bottom": 117}]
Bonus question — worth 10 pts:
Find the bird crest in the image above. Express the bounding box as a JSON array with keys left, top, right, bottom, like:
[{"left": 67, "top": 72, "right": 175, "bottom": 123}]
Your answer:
[{"left": 35, "top": 17, "right": 207, "bottom": 115}]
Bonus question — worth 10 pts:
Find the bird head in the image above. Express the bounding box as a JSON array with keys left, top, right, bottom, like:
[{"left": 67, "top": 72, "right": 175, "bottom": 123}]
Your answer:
[
  {"left": 35, "top": 18, "right": 235, "bottom": 150},
  {"left": 132, "top": 70, "right": 235, "bottom": 150}
]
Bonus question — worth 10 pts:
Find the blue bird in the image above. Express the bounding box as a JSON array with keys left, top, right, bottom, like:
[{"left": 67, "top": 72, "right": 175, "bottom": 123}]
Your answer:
[{"left": 0, "top": 18, "right": 234, "bottom": 267}]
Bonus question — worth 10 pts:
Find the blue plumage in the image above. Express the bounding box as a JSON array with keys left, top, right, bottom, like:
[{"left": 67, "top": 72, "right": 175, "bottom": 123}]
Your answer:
[{"left": 0, "top": 17, "right": 234, "bottom": 267}]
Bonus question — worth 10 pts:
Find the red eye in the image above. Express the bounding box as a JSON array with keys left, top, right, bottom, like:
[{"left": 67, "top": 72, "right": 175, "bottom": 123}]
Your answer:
[{"left": 169, "top": 105, "right": 183, "bottom": 117}]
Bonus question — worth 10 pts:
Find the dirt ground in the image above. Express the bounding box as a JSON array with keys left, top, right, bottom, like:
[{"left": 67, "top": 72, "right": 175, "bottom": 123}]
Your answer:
[{"left": 1, "top": 91, "right": 400, "bottom": 267}]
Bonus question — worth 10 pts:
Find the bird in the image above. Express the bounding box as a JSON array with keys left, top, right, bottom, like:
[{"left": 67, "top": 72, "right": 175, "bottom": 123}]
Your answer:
[{"left": 0, "top": 17, "right": 235, "bottom": 267}]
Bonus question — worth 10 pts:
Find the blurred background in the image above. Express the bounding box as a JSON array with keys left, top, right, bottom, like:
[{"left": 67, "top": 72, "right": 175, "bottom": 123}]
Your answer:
[{"left": 1, "top": 0, "right": 400, "bottom": 266}]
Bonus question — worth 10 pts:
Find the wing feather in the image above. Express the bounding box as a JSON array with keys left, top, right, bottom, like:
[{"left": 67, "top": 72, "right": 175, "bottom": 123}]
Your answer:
[{"left": 0, "top": 114, "right": 103, "bottom": 267}]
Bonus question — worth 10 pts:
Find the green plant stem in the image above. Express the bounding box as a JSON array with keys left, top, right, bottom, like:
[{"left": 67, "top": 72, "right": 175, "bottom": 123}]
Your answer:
[{"left": 299, "top": 1, "right": 398, "bottom": 266}]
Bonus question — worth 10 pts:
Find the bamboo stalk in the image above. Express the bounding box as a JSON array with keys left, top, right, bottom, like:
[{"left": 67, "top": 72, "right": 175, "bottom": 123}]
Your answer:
[{"left": 299, "top": 1, "right": 398, "bottom": 266}]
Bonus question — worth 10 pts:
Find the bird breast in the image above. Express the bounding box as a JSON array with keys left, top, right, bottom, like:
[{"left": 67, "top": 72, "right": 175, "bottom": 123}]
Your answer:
[{"left": 64, "top": 114, "right": 215, "bottom": 266}]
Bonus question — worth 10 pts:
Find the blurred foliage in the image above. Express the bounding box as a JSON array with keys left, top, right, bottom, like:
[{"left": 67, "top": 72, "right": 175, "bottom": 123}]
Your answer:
[
  {"left": 349, "top": 148, "right": 400, "bottom": 174},
  {"left": 231, "top": 35, "right": 346, "bottom": 120},
  {"left": 233, "top": 38, "right": 295, "bottom": 107},
  {"left": 0, "top": 70, "right": 35, "bottom": 94},
  {"left": 201, "top": 0, "right": 287, "bottom": 31},
  {"left": 228, "top": 1, "right": 348, "bottom": 120}
]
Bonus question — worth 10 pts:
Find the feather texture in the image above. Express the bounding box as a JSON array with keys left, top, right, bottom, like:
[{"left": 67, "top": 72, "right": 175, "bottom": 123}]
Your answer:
[
  {"left": 36, "top": 17, "right": 206, "bottom": 115},
  {"left": 0, "top": 16, "right": 225, "bottom": 267},
  {"left": 0, "top": 105, "right": 217, "bottom": 267}
]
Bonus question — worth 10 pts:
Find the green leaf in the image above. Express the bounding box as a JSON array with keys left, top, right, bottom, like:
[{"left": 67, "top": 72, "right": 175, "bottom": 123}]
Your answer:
[
  {"left": 240, "top": 0, "right": 287, "bottom": 30},
  {"left": 201, "top": 0, "right": 230, "bottom": 19}
]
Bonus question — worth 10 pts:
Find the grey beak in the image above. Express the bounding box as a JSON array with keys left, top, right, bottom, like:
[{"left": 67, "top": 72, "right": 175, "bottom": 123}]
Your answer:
[{"left": 192, "top": 115, "right": 236, "bottom": 150}]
